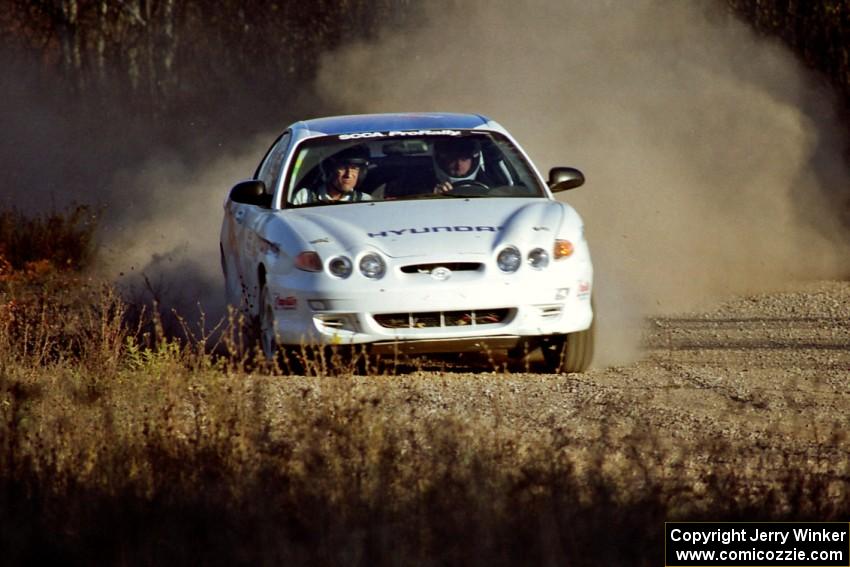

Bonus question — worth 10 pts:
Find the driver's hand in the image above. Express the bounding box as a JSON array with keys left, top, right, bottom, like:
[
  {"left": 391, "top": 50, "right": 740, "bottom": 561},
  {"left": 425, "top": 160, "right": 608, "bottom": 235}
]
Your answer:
[{"left": 433, "top": 181, "right": 453, "bottom": 194}]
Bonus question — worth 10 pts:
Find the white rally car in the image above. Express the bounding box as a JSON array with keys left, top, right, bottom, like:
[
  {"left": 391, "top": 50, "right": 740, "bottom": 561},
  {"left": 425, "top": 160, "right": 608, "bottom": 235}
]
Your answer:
[{"left": 220, "top": 113, "right": 594, "bottom": 372}]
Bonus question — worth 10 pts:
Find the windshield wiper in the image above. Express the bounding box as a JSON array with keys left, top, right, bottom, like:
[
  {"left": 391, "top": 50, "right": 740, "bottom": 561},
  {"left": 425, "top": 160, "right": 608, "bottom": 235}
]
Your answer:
[
  {"left": 391, "top": 193, "right": 446, "bottom": 201},
  {"left": 439, "top": 192, "right": 488, "bottom": 198}
]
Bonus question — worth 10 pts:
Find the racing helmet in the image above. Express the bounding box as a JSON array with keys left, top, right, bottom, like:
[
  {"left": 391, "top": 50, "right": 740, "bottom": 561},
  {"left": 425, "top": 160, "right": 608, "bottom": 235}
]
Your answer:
[
  {"left": 433, "top": 138, "right": 483, "bottom": 183},
  {"left": 325, "top": 145, "right": 371, "bottom": 187}
]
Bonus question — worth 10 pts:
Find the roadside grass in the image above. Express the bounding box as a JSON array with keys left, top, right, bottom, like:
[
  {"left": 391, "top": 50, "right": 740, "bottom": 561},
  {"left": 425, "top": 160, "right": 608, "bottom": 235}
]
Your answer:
[
  {"left": 1, "top": 206, "right": 849, "bottom": 565},
  {"left": 3, "top": 349, "right": 848, "bottom": 565},
  {"left": 0, "top": 205, "right": 98, "bottom": 275}
]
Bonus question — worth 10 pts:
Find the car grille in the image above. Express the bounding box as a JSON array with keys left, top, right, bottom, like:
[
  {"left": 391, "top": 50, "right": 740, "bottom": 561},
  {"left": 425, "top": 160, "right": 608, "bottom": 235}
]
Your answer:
[
  {"left": 373, "top": 308, "right": 512, "bottom": 329},
  {"left": 400, "top": 262, "right": 483, "bottom": 274}
]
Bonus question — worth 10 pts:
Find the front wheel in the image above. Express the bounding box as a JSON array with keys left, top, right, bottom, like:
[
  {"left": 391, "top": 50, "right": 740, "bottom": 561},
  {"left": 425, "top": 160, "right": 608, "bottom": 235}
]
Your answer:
[
  {"left": 540, "top": 320, "right": 595, "bottom": 373},
  {"left": 258, "top": 285, "right": 279, "bottom": 362}
]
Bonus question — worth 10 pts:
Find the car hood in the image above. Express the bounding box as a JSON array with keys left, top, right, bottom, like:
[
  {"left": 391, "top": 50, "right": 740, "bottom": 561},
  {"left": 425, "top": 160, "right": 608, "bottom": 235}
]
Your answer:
[{"left": 276, "top": 198, "right": 573, "bottom": 259}]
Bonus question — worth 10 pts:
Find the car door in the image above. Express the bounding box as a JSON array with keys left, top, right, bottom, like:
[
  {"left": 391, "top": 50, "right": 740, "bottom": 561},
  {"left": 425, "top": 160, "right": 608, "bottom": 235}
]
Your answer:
[{"left": 222, "top": 132, "right": 291, "bottom": 316}]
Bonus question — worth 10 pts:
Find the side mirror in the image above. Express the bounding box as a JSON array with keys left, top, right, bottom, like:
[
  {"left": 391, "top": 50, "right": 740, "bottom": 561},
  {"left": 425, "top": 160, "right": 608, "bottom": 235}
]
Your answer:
[
  {"left": 548, "top": 167, "right": 585, "bottom": 193},
  {"left": 229, "top": 180, "right": 271, "bottom": 206}
]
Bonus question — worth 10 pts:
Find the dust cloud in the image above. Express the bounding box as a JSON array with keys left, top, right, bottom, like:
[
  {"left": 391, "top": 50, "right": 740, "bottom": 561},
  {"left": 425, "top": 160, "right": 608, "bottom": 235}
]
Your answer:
[
  {"left": 97, "top": 141, "right": 268, "bottom": 329},
  {"left": 0, "top": 51, "right": 268, "bottom": 330},
  {"left": 314, "top": 0, "right": 850, "bottom": 364}
]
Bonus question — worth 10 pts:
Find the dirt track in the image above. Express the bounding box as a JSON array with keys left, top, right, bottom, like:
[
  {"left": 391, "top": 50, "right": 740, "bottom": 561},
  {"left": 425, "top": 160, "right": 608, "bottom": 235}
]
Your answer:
[
  {"left": 252, "top": 280, "right": 850, "bottom": 507},
  {"left": 594, "top": 281, "right": 849, "bottom": 450},
  {"left": 340, "top": 281, "right": 850, "bottom": 474}
]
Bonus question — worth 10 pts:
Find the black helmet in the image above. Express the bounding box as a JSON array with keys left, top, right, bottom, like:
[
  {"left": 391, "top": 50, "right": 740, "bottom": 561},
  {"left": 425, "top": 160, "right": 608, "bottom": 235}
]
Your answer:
[
  {"left": 325, "top": 144, "right": 370, "bottom": 187},
  {"left": 328, "top": 145, "right": 370, "bottom": 168}
]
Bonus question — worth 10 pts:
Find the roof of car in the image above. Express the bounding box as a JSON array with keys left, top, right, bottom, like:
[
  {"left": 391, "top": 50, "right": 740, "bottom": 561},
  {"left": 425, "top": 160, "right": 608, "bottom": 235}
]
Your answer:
[{"left": 294, "top": 113, "right": 492, "bottom": 136}]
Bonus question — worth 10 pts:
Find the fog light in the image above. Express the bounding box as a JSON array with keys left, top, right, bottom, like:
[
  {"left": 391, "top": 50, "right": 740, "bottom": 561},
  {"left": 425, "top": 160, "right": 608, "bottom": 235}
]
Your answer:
[
  {"left": 359, "top": 253, "right": 386, "bottom": 279},
  {"left": 497, "top": 246, "right": 521, "bottom": 273},
  {"left": 528, "top": 248, "right": 549, "bottom": 269},
  {"left": 328, "top": 256, "right": 352, "bottom": 278},
  {"left": 308, "top": 300, "right": 327, "bottom": 310}
]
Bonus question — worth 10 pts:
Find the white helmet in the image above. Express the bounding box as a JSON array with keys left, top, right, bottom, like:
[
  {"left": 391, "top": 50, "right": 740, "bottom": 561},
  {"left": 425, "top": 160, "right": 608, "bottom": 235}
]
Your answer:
[{"left": 433, "top": 138, "right": 483, "bottom": 183}]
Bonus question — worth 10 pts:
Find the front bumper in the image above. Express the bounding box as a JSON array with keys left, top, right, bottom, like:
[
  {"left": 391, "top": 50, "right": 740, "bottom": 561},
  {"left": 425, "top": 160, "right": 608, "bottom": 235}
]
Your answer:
[{"left": 265, "top": 261, "right": 593, "bottom": 351}]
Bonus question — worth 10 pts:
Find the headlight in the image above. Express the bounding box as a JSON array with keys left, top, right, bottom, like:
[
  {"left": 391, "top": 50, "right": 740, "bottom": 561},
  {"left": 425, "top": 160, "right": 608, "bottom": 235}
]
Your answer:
[
  {"left": 359, "top": 253, "right": 386, "bottom": 279},
  {"left": 528, "top": 247, "right": 549, "bottom": 269},
  {"left": 554, "top": 239, "right": 574, "bottom": 259},
  {"left": 328, "top": 256, "right": 352, "bottom": 278},
  {"left": 295, "top": 251, "right": 322, "bottom": 272},
  {"left": 497, "top": 246, "right": 521, "bottom": 273}
]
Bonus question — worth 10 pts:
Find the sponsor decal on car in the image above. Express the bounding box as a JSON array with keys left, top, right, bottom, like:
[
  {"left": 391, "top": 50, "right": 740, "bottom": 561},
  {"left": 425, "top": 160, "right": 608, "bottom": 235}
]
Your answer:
[
  {"left": 577, "top": 280, "right": 591, "bottom": 299},
  {"left": 338, "top": 129, "right": 462, "bottom": 140},
  {"left": 368, "top": 226, "right": 502, "bottom": 238},
  {"left": 275, "top": 295, "right": 297, "bottom": 310}
]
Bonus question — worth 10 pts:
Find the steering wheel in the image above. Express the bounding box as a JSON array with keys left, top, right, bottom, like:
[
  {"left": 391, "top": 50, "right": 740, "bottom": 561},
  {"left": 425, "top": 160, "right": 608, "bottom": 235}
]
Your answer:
[{"left": 449, "top": 180, "right": 490, "bottom": 196}]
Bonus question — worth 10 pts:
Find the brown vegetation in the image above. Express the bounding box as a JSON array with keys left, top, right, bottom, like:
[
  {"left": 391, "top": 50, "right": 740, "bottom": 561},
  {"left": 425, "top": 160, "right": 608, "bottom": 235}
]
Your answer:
[{"left": 0, "top": 205, "right": 97, "bottom": 274}]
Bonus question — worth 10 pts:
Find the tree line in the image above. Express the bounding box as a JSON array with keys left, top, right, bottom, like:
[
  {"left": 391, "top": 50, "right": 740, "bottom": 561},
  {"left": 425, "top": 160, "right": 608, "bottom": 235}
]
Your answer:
[
  {"left": 2, "top": 1, "right": 849, "bottom": 128},
  {"left": 0, "top": 0, "right": 416, "bottom": 129}
]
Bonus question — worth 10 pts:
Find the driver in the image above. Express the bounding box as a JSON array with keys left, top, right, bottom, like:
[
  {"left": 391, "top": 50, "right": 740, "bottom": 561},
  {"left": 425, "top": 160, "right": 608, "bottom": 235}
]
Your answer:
[
  {"left": 291, "top": 145, "right": 372, "bottom": 204},
  {"left": 431, "top": 138, "right": 494, "bottom": 194}
]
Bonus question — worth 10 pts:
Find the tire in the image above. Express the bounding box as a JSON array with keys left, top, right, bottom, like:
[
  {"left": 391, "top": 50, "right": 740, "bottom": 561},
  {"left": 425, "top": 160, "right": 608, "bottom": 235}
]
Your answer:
[
  {"left": 258, "top": 285, "right": 279, "bottom": 363},
  {"left": 540, "top": 317, "right": 595, "bottom": 374},
  {"left": 256, "top": 285, "right": 310, "bottom": 374}
]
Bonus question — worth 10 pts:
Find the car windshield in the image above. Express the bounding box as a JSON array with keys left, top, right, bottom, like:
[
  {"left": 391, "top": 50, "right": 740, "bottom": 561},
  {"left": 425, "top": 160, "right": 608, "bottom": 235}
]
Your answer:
[{"left": 284, "top": 131, "right": 545, "bottom": 207}]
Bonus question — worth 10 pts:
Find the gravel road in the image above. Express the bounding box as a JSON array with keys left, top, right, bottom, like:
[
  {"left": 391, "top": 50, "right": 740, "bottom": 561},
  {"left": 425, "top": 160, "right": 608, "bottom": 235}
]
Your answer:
[
  {"left": 302, "top": 280, "right": 850, "bottom": 483},
  {"left": 240, "top": 279, "right": 850, "bottom": 516},
  {"left": 599, "top": 280, "right": 850, "bottom": 453}
]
